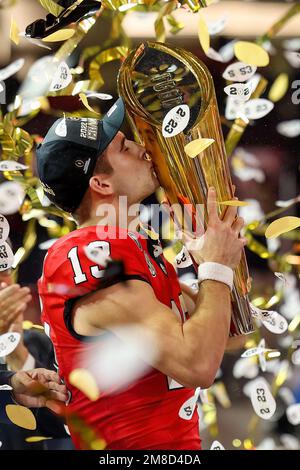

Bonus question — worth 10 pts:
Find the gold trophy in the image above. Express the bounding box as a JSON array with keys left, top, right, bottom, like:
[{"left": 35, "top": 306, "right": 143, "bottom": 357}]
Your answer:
[{"left": 118, "top": 41, "right": 254, "bottom": 335}]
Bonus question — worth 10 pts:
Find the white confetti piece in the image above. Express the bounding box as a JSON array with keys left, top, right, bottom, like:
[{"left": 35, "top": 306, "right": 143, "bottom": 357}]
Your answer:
[
  {"left": 225, "top": 97, "right": 244, "bottom": 120},
  {"left": 64, "top": 424, "right": 71, "bottom": 436},
  {"left": 223, "top": 61, "right": 257, "bottom": 83},
  {"left": 278, "top": 387, "right": 295, "bottom": 406},
  {"left": 238, "top": 200, "right": 265, "bottom": 223},
  {"left": 118, "top": 2, "right": 137, "bottom": 11},
  {"left": 261, "top": 311, "right": 288, "bottom": 335},
  {"left": 218, "top": 40, "right": 236, "bottom": 63},
  {"left": 49, "top": 61, "right": 72, "bottom": 92},
  {"left": 262, "top": 40, "right": 276, "bottom": 56},
  {"left": 275, "top": 196, "right": 300, "bottom": 208},
  {"left": 84, "top": 243, "right": 111, "bottom": 268},
  {"left": 266, "top": 237, "right": 281, "bottom": 254},
  {"left": 0, "top": 385, "right": 13, "bottom": 391},
  {"left": 0, "top": 214, "right": 10, "bottom": 242},
  {"left": 0, "top": 242, "right": 14, "bottom": 272},
  {"left": 286, "top": 403, "right": 300, "bottom": 426},
  {"left": 258, "top": 350, "right": 267, "bottom": 372},
  {"left": 153, "top": 244, "right": 163, "bottom": 258},
  {"left": 256, "top": 437, "right": 276, "bottom": 450},
  {"left": 0, "top": 332, "right": 21, "bottom": 358},
  {"left": 208, "top": 15, "right": 227, "bottom": 35},
  {"left": 85, "top": 325, "right": 158, "bottom": 393},
  {"left": 233, "top": 357, "right": 259, "bottom": 379},
  {"left": 162, "top": 104, "right": 190, "bottom": 138},
  {"left": 175, "top": 246, "right": 193, "bottom": 269},
  {"left": 0, "top": 181, "right": 25, "bottom": 215},
  {"left": 178, "top": 387, "right": 200, "bottom": 420},
  {"left": 243, "top": 98, "right": 274, "bottom": 120},
  {"left": 86, "top": 92, "right": 113, "bottom": 101},
  {"left": 206, "top": 47, "right": 225, "bottom": 63},
  {"left": 291, "top": 348, "right": 300, "bottom": 366},
  {"left": 283, "top": 38, "right": 300, "bottom": 51},
  {"left": 278, "top": 275, "right": 300, "bottom": 320},
  {"left": 224, "top": 82, "right": 252, "bottom": 102},
  {"left": 0, "top": 58, "right": 25, "bottom": 81},
  {"left": 284, "top": 51, "right": 300, "bottom": 68},
  {"left": 0, "top": 160, "right": 28, "bottom": 172},
  {"left": 250, "top": 377, "right": 276, "bottom": 420},
  {"left": 38, "top": 239, "right": 58, "bottom": 250},
  {"left": 210, "top": 440, "right": 225, "bottom": 450},
  {"left": 233, "top": 166, "right": 265, "bottom": 183},
  {"left": 17, "top": 98, "right": 42, "bottom": 117},
  {"left": 274, "top": 272, "right": 290, "bottom": 284},
  {"left": 280, "top": 434, "right": 300, "bottom": 450},
  {"left": 241, "top": 340, "right": 271, "bottom": 372},
  {"left": 36, "top": 186, "right": 52, "bottom": 208},
  {"left": 277, "top": 120, "right": 300, "bottom": 138},
  {"left": 246, "top": 73, "right": 261, "bottom": 95},
  {"left": 241, "top": 347, "right": 265, "bottom": 358}
]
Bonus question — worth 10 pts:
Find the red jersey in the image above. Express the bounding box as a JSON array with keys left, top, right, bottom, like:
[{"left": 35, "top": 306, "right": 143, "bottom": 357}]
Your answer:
[{"left": 38, "top": 225, "right": 201, "bottom": 450}]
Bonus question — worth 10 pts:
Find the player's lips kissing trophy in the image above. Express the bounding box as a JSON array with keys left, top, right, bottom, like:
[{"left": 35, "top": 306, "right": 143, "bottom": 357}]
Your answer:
[{"left": 118, "top": 41, "right": 254, "bottom": 336}]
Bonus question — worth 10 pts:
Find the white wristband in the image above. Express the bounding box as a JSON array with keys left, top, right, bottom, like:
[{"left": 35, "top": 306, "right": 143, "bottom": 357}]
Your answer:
[{"left": 197, "top": 262, "right": 233, "bottom": 291}]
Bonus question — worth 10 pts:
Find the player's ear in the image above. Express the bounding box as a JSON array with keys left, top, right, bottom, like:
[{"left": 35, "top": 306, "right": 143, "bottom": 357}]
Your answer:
[{"left": 89, "top": 174, "right": 113, "bottom": 197}]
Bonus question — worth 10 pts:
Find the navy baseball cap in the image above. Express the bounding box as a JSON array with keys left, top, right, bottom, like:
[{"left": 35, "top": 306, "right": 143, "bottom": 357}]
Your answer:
[{"left": 36, "top": 97, "right": 125, "bottom": 213}]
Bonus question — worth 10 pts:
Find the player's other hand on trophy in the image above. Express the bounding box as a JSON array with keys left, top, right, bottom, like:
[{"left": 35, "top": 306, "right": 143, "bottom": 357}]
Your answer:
[{"left": 183, "top": 187, "right": 247, "bottom": 269}]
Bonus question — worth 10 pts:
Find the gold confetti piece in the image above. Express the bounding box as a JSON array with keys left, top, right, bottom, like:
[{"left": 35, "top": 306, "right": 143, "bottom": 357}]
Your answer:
[
  {"left": 39, "top": 0, "right": 64, "bottom": 17},
  {"left": 234, "top": 41, "right": 269, "bottom": 67},
  {"left": 288, "top": 314, "right": 300, "bottom": 332},
  {"left": 275, "top": 361, "right": 289, "bottom": 388},
  {"left": 232, "top": 439, "right": 242, "bottom": 448},
  {"left": 211, "top": 382, "right": 231, "bottom": 409},
  {"left": 89, "top": 46, "right": 128, "bottom": 88},
  {"left": 90, "top": 438, "right": 107, "bottom": 450},
  {"left": 244, "top": 438, "right": 254, "bottom": 450},
  {"left": 79, "top": 93, "right": 100, "bottom": 115},
  {"left": 118, "top": 2, "right": 137, "bottom": 12},
  {"left": 10, "top": 17, "right": 20, "bottom": 46},
  {"left": 285, "top": 255, "right": 300, "bottom": 265},
  {"left": 268, "top": 73, "right": 289, "bottom": 103},
  {"left": 6, "top": 405, "right": 36, "bottom": 430},
  {"left": 184, "top": 138, "right": 214, "bottom": 158},
  {"left": 198, "top": 16, "right": 210, "bottom": 54},
  {"left": 25, "top": 436, "right": 52, "bottom": 443},
  {"left": 22, "top": 321, "right": 44, "bottom": 330},
  {"left": 154, "top": 0, "right": 177, "bottom": 43},
  {"left": 69, "top": 369, "right": 100, "bottom": 401},
  {"left": 42, "top": 29, "right": 75, "bottom": 43},
  {"left": 163, "top": 246, "right": 177, "bottom": 264},
  {"left": 265, "top": 216, "right": 300, "bottom": 239},
  {"left": 219, "top": 200, "right": 250, "bottom": 207}
]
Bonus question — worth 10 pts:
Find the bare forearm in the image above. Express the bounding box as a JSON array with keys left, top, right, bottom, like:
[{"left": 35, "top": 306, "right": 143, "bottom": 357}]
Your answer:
[
  {"left": 6, "top": 344, "right": 29, "bottom": 372},
  {"left": 183, "top": 280, "right": 231, "bottom": 374},
  {"left": 226, "top": 334, "right": 247, "bottom": 351}
]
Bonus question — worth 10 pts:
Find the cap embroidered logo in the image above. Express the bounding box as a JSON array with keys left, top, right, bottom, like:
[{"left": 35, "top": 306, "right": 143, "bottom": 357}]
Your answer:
[{"left": 75, "top": 160, "right": 84, "bottom": 168}]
